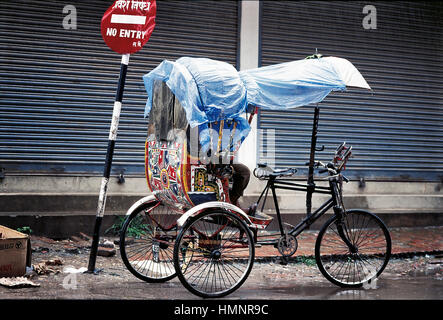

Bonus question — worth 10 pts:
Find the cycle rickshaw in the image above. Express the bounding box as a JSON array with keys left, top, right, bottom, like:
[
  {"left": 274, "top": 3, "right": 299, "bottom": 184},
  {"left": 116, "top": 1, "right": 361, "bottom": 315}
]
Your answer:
[{"left": 119, "top": 56, "right": 392, "bottom": 298}]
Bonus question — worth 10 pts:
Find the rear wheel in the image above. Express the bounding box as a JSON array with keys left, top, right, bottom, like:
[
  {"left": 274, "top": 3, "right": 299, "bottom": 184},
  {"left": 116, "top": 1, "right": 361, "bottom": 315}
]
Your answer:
[
  {"left": 315, "top": 209, "right": 391, "bottom": 288},
  {"left": 174, "top": 210, "right": 255, "bottom": 298},
  {"left": 120, "top": 200, "right": 178, "bottom": 282}
]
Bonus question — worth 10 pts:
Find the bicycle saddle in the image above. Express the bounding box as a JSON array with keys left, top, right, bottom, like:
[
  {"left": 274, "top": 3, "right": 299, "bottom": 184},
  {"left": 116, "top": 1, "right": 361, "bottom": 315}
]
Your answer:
[
  {"left": 255, "top": 163, "right": 297, "bottom": 179},
  {"left": 269, "top": 168, "right": 297, "bottom": 178}
]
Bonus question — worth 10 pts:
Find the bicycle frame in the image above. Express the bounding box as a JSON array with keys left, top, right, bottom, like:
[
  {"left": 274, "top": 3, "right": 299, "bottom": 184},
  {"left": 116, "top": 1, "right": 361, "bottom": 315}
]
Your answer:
[
  {"left": 253, "top": 106, "right": 353, "bottom": 249},
  {"left": 253, "top": 175, "right": 336, "bottom": 243}
]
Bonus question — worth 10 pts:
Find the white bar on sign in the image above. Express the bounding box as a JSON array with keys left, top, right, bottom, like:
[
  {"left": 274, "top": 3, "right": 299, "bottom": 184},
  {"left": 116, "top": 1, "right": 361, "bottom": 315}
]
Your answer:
[{"left": 111, "top": 14, "right": 146, "bottom": 24}]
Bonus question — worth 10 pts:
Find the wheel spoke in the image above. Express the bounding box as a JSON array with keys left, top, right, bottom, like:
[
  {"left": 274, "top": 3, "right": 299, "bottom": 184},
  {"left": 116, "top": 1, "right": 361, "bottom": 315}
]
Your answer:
[
  {"left": 121, "top": 201, "right": 177, "bottom": 282},
  {"left": 316, "top": 210, "right": 390, "bottom": 287},
  {"left": 175, "top": 211, "right": 254, "bottom": 298}
]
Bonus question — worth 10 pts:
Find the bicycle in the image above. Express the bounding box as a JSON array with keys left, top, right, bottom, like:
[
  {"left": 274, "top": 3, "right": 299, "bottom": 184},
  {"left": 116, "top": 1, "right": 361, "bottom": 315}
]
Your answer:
[{"left": 173, "top": 140, "right": 391, "bottom": 297}]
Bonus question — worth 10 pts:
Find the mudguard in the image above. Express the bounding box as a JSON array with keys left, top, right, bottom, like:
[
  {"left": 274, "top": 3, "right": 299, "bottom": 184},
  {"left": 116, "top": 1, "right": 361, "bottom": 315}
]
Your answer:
[
  {"left": 176, "top": 201, "right": 252, "bottom": 228},
  {"left": 124, "top": 195, "right": 158, "bottom": 216}
]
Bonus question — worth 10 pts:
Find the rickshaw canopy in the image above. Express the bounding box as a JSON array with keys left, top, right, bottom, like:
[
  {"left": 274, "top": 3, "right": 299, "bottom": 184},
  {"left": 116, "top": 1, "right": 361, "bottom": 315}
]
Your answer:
[
  {"left": 239, "top": 56, "right": 370, "bottom": 110},
  {"left": 143, "top": 56, "right": 370, "bottom": 151}
]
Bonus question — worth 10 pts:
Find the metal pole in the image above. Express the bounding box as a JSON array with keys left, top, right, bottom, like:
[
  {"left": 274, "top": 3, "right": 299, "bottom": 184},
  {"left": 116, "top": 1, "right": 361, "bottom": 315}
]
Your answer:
[
  {"left": 306, "top": 106, "right": 320, "bottom": 217},
  {"left": 87, "top": 54, "right": 130, "bottom": 273}
]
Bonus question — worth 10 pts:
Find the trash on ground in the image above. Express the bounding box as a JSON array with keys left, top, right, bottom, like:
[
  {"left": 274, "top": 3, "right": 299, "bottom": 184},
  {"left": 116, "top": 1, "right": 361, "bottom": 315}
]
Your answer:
[
  {"left": 98, "top": 247, "right": 116, "bottom": 257},
  {"left": 0, "top": 276, "right": 40, "bottom": 288},
  {"left": 0, "top": 225, "right": 31, "bottom": 278},
  {"left": 45, "top": 259, "right": 63, "bottom": 266},
  {"left": 99, "top": 239, "right": 115, "bottom": 248},
  {"left": 63, "top": 266, "right": 87, "bottom": 274},
  {"left": 78, "top": 232, "right": 92, "bottom": 241},
  {"left": 98, "top": 239, "right": 116, "bottom": 257},
  {"left": 32, "top": 262, "right": 60, "bottom": 275}
]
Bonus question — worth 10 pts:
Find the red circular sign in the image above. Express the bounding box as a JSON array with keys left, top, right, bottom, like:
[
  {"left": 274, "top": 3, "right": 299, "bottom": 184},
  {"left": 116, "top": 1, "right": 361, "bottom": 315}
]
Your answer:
[{"left": 101, "top": 0, "right": 156, "bottom": 54}]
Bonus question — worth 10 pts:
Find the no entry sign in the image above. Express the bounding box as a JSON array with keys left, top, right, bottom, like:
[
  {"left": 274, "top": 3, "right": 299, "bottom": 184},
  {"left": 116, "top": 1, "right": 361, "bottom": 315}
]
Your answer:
[{"left": 101, "top": 0, "right": 156, "bottom": 54}]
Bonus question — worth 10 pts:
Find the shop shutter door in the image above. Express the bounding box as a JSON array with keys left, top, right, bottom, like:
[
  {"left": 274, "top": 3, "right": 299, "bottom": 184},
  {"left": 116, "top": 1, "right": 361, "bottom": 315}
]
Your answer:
[
  {"left": 0, "top": 0, "right": 239, "bottom": 175},
  {"left": 258, "top": 1, "right": 443, "bottom": 181}
]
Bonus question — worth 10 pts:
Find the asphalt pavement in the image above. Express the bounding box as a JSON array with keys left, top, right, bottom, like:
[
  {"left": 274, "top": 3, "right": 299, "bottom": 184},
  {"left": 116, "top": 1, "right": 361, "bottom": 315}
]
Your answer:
[{"left": 0, "top": 226, "right": 441, "bottom": 301}]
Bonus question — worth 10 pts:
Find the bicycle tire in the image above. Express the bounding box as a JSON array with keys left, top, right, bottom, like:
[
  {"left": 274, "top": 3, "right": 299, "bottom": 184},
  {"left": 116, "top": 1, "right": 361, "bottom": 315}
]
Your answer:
[
  {"left": 120, "top": 200, "right": 177, "bottom": 283},
  {"left": 173, "top": 209, "right": 255, "bottom": 298},
  {"left": 315, "top": 209, "right": 391, "bottom": 288}
]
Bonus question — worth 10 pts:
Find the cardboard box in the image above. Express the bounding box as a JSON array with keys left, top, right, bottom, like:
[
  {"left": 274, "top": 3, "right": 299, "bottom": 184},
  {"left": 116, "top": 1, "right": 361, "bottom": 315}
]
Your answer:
[{"left": 0, "top": 225, "right": 32, "bottom": 278}]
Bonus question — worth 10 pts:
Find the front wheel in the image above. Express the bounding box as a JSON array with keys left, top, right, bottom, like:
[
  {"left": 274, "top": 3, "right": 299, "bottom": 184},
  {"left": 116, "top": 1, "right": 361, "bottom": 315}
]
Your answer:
[
  {"left": 120, "top": 200, "right": 178, "bottom": 283},
  {"left": 315, "top": 209, "right": 391, "bottom": 288},
  {"left": 173, "top": 210, "right": 255, "bottom": 298}
]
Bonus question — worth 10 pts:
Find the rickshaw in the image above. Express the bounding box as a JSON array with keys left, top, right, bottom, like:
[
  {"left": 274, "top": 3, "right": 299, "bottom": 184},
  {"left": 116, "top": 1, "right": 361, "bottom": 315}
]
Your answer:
[{"left": 119, "top": 56, "right": 392, "bottom": 298}]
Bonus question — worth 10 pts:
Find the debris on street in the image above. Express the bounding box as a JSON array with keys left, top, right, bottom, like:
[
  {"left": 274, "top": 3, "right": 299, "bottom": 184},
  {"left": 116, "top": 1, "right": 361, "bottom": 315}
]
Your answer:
[
  {"left": 0, "top": 277, "right": 40, "bottom": 288},
  {"left": 0, "top": 227, "right": 440, "bottom": 299},
  {"left": 0, "top": 225, "right": 31, "bottom": 278},
  {"left": 45, "top": 259, "right": 63, "bottom": 266},
  {"left": 98, "top": 239, "right": 116, "bottom": 257},
  {"left": 63, "top": 266, "right": 88, "bottom": 274},
  {"left": 32, "top": 262, "right": 61, "bottom": 275}
]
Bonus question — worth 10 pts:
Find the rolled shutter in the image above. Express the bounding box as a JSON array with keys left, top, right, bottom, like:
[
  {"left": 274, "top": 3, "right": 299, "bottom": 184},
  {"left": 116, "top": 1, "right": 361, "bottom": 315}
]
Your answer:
[
  {"left": 258, "top": 1, "right": 443, "bottom": 181},
  {"left": 0, "top": 0, "right": 239, "bottom": 175}
]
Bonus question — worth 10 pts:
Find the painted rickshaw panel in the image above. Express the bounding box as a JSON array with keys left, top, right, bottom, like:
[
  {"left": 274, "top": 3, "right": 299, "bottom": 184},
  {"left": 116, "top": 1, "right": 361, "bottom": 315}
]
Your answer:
[{"left": 144, "top": 81, "right": 230, "bottom": 212}]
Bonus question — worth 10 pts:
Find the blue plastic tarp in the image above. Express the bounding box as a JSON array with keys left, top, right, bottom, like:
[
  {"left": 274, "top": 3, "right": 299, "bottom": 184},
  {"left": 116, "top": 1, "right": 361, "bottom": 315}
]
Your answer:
[
  {"left": 143, "top": 57, "right": 250, "bottom": 151},
  {"left": 239, "top": 57, "right": 370, "bottom": 110},
  {"left": 143, "top": 56, "right": 370, "bottom": 151}
]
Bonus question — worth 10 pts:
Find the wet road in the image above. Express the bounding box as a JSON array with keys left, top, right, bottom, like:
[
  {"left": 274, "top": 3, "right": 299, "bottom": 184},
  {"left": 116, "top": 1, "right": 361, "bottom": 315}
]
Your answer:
[{"left": 1, "top": 254, "right": 441, "bottom": 300}]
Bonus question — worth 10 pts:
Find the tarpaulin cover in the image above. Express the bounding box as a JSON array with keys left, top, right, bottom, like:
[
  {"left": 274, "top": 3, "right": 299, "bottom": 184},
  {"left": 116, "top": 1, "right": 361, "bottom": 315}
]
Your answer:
[
  {"left": 143, "top": 57, "right": 250, "bottom": 151},
  {"left": 239, "top": 56, "right": 370, "bottom": 110},
  {"left": 143, "top": 56, "right": 370, "bottom": 151}
]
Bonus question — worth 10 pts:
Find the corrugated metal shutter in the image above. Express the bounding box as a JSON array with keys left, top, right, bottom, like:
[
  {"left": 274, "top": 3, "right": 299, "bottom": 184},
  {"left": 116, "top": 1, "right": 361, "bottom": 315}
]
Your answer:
[
  {"left": 0, "top": 0, "right": 239, "bottom": 175},
  {"left": 258, "top": 1, "right": 443, "bottom": 181}
]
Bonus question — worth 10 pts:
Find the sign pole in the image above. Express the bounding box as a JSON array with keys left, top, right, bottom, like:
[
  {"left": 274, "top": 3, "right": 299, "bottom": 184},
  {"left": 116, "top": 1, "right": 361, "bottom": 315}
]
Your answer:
[
  {"left": 88, "top": 0, "right": 156, "bottom": 273},
  {"left": 88, "top": 53, "right": 130, "bottom": 273}
]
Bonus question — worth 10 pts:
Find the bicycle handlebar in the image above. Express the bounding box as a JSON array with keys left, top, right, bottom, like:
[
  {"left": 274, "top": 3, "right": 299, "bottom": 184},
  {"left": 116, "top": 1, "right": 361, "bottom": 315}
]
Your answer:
[{"left": 306, "top": 160, "right": 349, "bottom": 182}]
